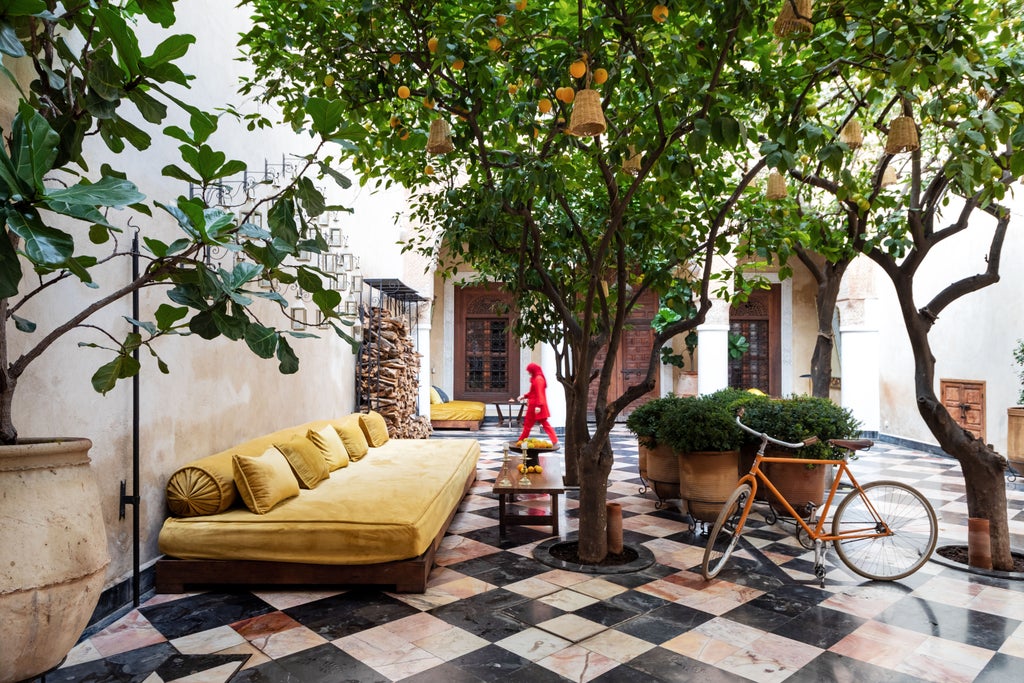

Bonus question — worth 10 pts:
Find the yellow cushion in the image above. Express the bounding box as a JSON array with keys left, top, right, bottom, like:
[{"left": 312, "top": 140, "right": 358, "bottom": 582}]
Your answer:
[
  {"left": 429, "top": 386, "right": 443, "bottom": 404},
  {"left": 359, "top": 410, "right": 391, "bottom": 447},
  {"left": 336, "top": 414, "right": 370, "bottom": 461},
  {"left": 166, "top": 459, "right": 237, "bottom": 517},
  {"left": 307, "top": 425, "right": 349, "bottom": 471},
  {"left": 232, "top": 449, "right": 299, "bottom": 514},
  {"left": 274, "top": 434, "right": 330, "bottom": 489}
]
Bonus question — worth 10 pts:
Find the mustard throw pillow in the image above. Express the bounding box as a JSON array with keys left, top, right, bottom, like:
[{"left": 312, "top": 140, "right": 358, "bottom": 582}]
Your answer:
[
  {"left": 359, "top": 410, "right": 391, "bottom": 447},
  {"left": 307, "top": 424, "right": 349, "bottom": 471},
  {"left": 274, "top": 434, "right": 330, "bottom": 489},
  {"left": 429, "top": 386, "right": 443, "bottom": 404},
  {"left": 336, "top": 414, "right": 370, "bottom": 461},
  {"left": 232, "top": 449, "right": 299, "bottom": 514}
]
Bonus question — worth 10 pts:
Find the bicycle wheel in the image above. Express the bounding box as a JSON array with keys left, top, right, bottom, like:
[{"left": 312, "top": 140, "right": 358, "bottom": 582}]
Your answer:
[
  {"left": 702, "top": 482, "right": 753, "bottom": 580},
  {"left": 831, "top": 480, "right": 937, "bottom": 581}
]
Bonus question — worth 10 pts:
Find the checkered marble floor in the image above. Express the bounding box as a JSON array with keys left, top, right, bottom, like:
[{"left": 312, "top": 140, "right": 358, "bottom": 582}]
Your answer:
[{"left": 54, "top": 424, "right": 1024, "bottom": 682}]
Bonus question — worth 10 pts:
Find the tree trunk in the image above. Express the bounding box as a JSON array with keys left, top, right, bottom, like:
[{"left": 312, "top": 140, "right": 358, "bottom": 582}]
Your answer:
[
  {"left": 896, "top": 280, "right": 1014, "bottom": 570},
  {"left": 562, "top": 385, "right": 586, "bottom": 487},
  {"left": 576, "top": 434, "right": 614, "bottom": 563},
  {"left": 808, "top": 260, "right": 849, "bottom": 398},
  {"left": 0, "top": 294, "right": 15, "bottom": 444}
]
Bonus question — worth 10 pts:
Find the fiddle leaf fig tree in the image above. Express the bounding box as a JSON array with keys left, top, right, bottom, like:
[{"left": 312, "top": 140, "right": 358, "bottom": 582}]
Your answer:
[{"left": 0, "top": 1, "right": 357, "bottom": 444}]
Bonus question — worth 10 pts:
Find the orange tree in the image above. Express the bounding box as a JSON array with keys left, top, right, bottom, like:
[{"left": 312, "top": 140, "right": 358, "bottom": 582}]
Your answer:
[
  {"left": 738, "top": 1, "right": 1024, "bottom": 568},
  {"left": 240, "top": 0, "right": 810, "bottom": 562}
]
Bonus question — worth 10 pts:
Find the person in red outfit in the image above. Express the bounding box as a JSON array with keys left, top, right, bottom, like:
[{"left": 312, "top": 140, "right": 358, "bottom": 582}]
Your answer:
[{"left": 516, "top": 362, "right": 558, "bottom": 445}]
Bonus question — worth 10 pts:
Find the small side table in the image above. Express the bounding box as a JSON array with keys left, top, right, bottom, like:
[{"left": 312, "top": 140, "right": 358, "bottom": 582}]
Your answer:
[
  {"left": 492, "top": 453, "right": 564, "bottom": 538},
  {"left": 494, "top": 401, "right": 525, "bottom": 428}
]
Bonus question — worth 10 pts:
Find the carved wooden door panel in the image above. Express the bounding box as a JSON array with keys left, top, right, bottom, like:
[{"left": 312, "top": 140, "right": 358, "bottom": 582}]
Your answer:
[
  {"left": 940, "top": 379, "right": 986, "bottom": 440},
  {"left": 587, "top": 290, "right": 660, "bottom": 418},
  {"left": 729, "top": 287, "right": 781, "bottom": 396},
  {"left": 454, "top": 284, "right": 519, "bottom": 401}
]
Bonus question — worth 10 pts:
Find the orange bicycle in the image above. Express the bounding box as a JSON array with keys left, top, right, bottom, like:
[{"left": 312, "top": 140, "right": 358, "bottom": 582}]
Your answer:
[{"left": 702, "top": 413, "right": 938, "bottom": 586}]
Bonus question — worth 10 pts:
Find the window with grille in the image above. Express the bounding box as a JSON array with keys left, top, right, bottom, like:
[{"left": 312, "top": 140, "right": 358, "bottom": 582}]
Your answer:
[{"left": 454, "top": 285, "right": 519, "bottom": 400}]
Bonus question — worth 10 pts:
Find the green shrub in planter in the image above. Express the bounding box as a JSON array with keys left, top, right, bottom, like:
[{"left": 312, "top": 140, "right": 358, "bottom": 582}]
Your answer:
[
  {"left": 658, "top": 389, "right": 744, "bottom": 454},
  {"left": 736, "top": 394, "right": 861, "bottom": 460},
  {"left": 626, "top": 395, "right": 683, "bottom": 448}
]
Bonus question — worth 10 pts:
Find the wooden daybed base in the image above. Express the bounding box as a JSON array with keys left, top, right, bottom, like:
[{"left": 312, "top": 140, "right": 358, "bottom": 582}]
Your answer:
[
  {"left": 430, "top": 418, "right": 481, "bottom": 431},
  {"left": 155, "top": 466, "right": 477, "bottom": 594}
]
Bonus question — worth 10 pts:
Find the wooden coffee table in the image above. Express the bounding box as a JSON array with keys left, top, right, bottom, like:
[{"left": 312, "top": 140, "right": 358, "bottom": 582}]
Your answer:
[{"left": 492, "top": 453, "right": 564, "bottom": 538}]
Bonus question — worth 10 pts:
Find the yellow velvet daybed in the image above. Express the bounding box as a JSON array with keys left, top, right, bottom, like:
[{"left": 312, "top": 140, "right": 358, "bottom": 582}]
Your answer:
[
  {"left": 155, "top": 411, "right": 479, "bottom": 593},
  {"left": 429, "top": 385, "right": 485, "bottom": 430}
]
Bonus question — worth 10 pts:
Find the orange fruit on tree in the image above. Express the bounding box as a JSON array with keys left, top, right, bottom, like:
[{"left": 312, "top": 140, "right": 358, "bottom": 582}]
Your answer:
[
  {"left": 569, "top": 60, "right": 587, "bottom": 79},
  {"left": 652, "top": 4, "right": 669, "bottom": 22},
  {"left": 428, "top": 37, "right": 438, "bottom": 53},
  {"left": 397, "top": 85, "right": 411, "bottom": 99},
  {"left": 452, "top": 58, "right": 465, "bottom": 70},
  {"left": 389, "top": 116, "right": 400, "bottom": 128},
  {"left": 496, "top": 14, "right": 507, "bottom": 27},
  {"left": 515, "top": 0, "right": 527, "bottom": 10},
  {"left": 508, "top": 83, "right": 518, "bottom": 95},
  {"left": 323, "top": 74, "right": 335, "bottom": 87},
  {"left": 424, "top": 165, "right": 434, "bottom": 175},
  {"left": 488, "top": 36, "right": 502, "bottom": 51},
  {"left": 389, "top": 53, "right": 401, "bottom": 65},
  {"left": 399, "top": 129, "right": 410, "bottom": 140},
  {"left": 538, "top": 97, "right": 552, "bottom": 114},
  {"left": 593, "top": 67, "right": 608, "bottom": 85},
  {"left": 423, "top": 96, "right": 435, "bottom": 109},
  {"left": 556, "top": 86, "right": 575, "bottom": 103}
]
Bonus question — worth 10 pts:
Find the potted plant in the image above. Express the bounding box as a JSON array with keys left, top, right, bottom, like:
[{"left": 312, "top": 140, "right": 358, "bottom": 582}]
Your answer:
[
  {"left": 1007, "top": 340, "right": 1024, "bottom": 471},
  {"left": 626, "top": 395, "right": 681, "bottom": 502},
  {"left": 737, "top": 394, "right": 861, "bottom": 517},
  {"left": 658, "top": 388, "right": 746, "bottom": 522},
  {"left": 0, "top": 5, "right": 355, "bottom": 681}
]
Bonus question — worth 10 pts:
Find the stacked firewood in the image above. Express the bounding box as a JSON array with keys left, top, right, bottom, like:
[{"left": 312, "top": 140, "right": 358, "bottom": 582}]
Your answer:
[{"left": 357, "top": 306, "right": 432, "bottom": 439}]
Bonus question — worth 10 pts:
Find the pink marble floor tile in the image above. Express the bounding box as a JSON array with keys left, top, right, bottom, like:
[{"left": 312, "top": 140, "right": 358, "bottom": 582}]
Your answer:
[
  {"left": 537, "top": 643, "right": 620, "bottom": 683},
  {"left": 251, "top": 590, "right": 341, "bottom": 611},
  {"left": 660, "top": 630, "right": 739, "bottom": 664},
  {"left": 232, "top": 611, "right": 304, "bottom": 642},
  {"left": 89, "top": 610, "right": 167, "bottom": 658},
  {"left": 383, "top": 612, "right": 455, "bottom": 642},
  {"left": 433, "top": 536, "right": 500, "bottom": 565}
]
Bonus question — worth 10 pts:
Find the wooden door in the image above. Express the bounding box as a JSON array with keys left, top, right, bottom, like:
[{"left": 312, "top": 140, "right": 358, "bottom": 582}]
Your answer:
[
  {"left": 454, "top": 284, "right": 519, "bottom": 402},
  {"left": 940, "top": 379, "right": 986, "bottom": 440},
  {"left": 729, "top": 287, "right": 781, "bottom": 396},
  {"left": 588, "top": 291, "right": 660, "bottom": 418}
]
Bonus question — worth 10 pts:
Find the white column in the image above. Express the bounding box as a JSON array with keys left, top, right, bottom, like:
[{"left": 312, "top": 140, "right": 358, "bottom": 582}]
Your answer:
[
  {"left": 416, "top": 320, "right": 432, "bottom": 418},
  {"left": 838, "top": 258, "right": 880, "bottom": 433},
  {"left": 540, "top": 343, "right": 565, "bottom": 428},
  {"left": 697, "top": 322, "right": 730, "bottom": 395}
]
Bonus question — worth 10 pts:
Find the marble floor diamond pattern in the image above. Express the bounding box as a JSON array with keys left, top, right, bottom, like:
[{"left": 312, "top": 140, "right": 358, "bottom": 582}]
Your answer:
[{"left": 53, "top": 424, "right": 1024, "bottom": 682}]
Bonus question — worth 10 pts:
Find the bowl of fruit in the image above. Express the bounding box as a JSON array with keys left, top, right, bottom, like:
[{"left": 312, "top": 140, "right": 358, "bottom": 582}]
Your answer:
[{"left": 508, "top": 437, "right": 558, "bottom": 466}]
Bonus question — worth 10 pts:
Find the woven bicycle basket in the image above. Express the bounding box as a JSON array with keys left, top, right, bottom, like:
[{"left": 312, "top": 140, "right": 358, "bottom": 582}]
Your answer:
[
  {"left": 568, "top": 88, "right": 606, "bottom": 136},
  {"left": 426, "top": 118, "right": 454, "bottom": 154},
  {"left": 885, "top": 115, "right": 919, "bottom": 154},
  {"left": 766, "top": 170, "right": 788, "bottom": 200},
  {"left": 773, "top": 0, "right": 814, "bottom": 38},
  {"left": 839, "top": 120, "right": 863, "bottom": 150}
]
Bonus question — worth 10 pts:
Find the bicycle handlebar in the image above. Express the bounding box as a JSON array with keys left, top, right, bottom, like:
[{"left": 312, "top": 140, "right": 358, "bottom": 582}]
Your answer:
[{"left": 735, "top": 414, "right": 815, "bottom": 450}]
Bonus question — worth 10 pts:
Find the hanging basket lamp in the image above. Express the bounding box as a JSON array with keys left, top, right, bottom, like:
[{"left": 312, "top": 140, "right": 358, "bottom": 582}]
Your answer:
[
  {"left": 773, "top": 0, "right": 814, "bottom": 38},
  {"left": 425, "top": 118, "right": 454, "bottom": 154},
  {"left": 885, "top": 115, "right": 919, "bottom": 154},
  {"left": 881, "top": 166, "right": 898, "bottom": 187},
  {"left": 623, "top": 145, "right": 642, "bottom": 174},
  {"left": 839, "top": 120, "right": 863, "bottom": 150},
  {"left": 766, "top": 170, "right": 788, "bottom": 200},
  {"left": 568, "top": 88, "right": 607, "bottom": 136}
]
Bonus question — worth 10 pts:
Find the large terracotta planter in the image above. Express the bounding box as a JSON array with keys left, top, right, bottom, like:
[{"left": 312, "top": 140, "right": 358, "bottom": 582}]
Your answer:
[
  {"left": 0, "top": 438, "right": 110, "bottom": 683},
  {"left": 645, "top": 443, "right": 680, "bottom": 502},
  {"left": 1008, "top": 407, "right": 1024, "bottom": 469},
  {"left": 764, "top": 454, "right": 827, "bottom": 518},
  {"left": 678, "top": 449, "right": 740, "bottom": 523}
]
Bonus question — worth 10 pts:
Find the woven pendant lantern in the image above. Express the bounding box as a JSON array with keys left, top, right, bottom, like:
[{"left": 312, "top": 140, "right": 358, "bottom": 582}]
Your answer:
[
  {"left": 426, "top": 118, "right": 454, "bottom": 154},
  {"left": 885, "top": 115, "right": 919, "bottom": 154},
  {"left": 568, "top": 88, "right": 607, "bottom": 136},
  {"left": 766, "top": 171, "right": 788, "bottom": 200},
  {"left": 839, "top": 120, "right": 863, "bottom": 150},
  {"left": 623, "top": 145, "right": 642, "bottom": 174},
  {"left": 773, "top": 0, "right": 814, "bottom": 38},
  {"left": 881, "top": 166, "right": 898, "bottom": 187}
]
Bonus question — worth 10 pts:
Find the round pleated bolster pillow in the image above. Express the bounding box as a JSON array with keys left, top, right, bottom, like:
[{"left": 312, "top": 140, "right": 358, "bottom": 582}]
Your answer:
[{"left": 165, "top": 451, "right": 237, "bottom": 517}]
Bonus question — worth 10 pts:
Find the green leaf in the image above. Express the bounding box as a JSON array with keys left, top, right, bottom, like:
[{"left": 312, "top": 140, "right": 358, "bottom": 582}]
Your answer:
[
  {"left": 0, "top": 218, "right": 24, "bottom": 296},
  {"left": 296, "top": 267, "right": 323, "bottom": 292},
  {"left": 312, "top": 289, "right": 341, "bottom": 312},
  {"left": 212, "top": 302, "right": 247, "bottom": 340},
  {"left": 188, "top": 310, "right": 220, "bottom": 339},
  {"left": 267, "top": 197, "right": 299, "bottom": 245},
  {"left": 189, "top": 110, "right": 217, "bottom": 144},
  {"left": 141, "top": 33, "right": 195, "bottom": 70},
  {"left": 45, "top": 175, "right": 145, "bottom": 206},
  {"left": 154, "top": 303, "right": 188, "bottom": 330},
  {"left": 318, "top": 161, "right": 352, "bottom": 189},
  {"left": 306, "top": 97, "right": 345, "bottom": 136},
  {"left": 136, "top": 0, "right": 176, "bottom": 27},
  {"left": 104, "top": 116, "right": 152, "bottom": 151},
  {"left": 6, "top": 208, "right": 73, "bottom": 265},
  {"left": 124, "top": 317, "right": 157, "bottom": 336},
  {"left": 295, "top": 176, "right": 326, "bottom": 216},
  {"left": 276, "top": 336, "right": 299, "bottom": 374},
  {"left": 91, "top": 354, "right": 141, "bottom": 394},
  {"left": 89, "top": 224, "right": 111, "bottom": 244},
  {"left": 161, "top": 163, "right": 201, "bottom": 183},
  {"left": 87, "top": 54, "right": 126, "bottom": 101},
  {"left": 127, "top": 88, "right": 168, "bottom": 124},
  {"left": 0, "top": 20, "right": 25, "bottom": 58},
  {"left": 244, "top": 323, "right": 278, "bottom": 358},
  {"left": 12, "top": 314, "right": 35, "bottom": 332},
  {"left": 95, "top": 6, "right": 142, "bottom": 76},
  {"left": 12, "top": 101, "right": 60, "bottom": 190}
]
